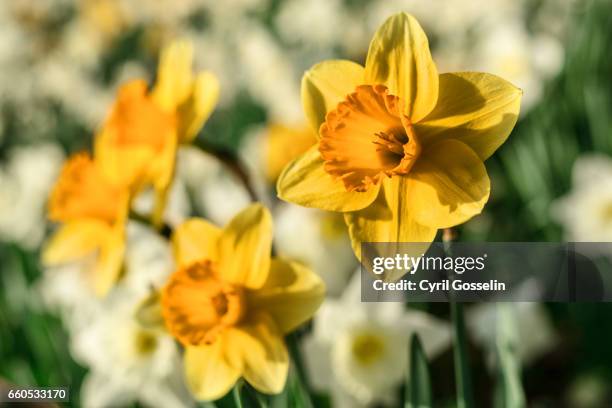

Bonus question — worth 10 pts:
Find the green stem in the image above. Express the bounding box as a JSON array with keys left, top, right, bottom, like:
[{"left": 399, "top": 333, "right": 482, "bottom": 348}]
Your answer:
[
  {"left": 444, "top": 229, "right": 475, "bottom": 408},
  {"left": 233, "top": 383, "right": 244, "bottom": 408},
  {"left": 193, "top": 138, "right": 260, "bottom": 203},
  {"left": 286, "top": 332, "right": 314, "bottom": 408}
]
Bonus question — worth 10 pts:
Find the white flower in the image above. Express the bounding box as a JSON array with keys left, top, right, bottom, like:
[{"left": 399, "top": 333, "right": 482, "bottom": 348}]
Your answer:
[
  {"left": 275, "top": 204, "right": 355, "bottom": 296},
  {"left": 236, "top": 23, "right": 302, "bottom": 122},
  {"left": 552, "top": 154, "right": 612, "bottom": 241},
  {"left": 275, "top": 0, "right": 346, "bottom": 50},
  {"left": 0, "top": 144, "right": 64, "bottom": 248},
  {"left": 303, "top": 274, "right": 450, "bottom": 407},
  {"left": 174, "top": 146, "right": 252, "bottom": 225},
  {"left": 469, "top": 21, "right": 564, "bottom": 110},
  {"left": 39, "top": 222, "right": 192, "bottom": 407},
  {"left": 467, "top": 302, "right": 558, "bottom": 366},
  {"left": 72, "top": 288, "right": 193, "bottom": 408},
  {"left": 39, "top": 222, "right": 174, "bottom": 324}
]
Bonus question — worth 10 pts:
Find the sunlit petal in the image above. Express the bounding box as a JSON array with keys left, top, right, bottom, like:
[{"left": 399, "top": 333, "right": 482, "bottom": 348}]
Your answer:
[
  {"left": 277, "top": 145, "right": 380, "bottom": 212},
  {"left": 415, "top": 72, "right": 522, "bottom": 160},
  {"left": 365, "top": 13, "right": 438, "bottom": 122}
]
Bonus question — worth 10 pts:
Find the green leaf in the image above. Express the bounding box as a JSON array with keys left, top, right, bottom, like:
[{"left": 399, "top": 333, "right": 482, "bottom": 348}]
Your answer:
[
  {"left": 494, "top": 305, "right": 526, "bottom": 408},
  {"left": 450, "top": 300, "right": 475, "bottom": 408},
  {"left": 405, "top": 333, "right": 432, "bottom": 408}
]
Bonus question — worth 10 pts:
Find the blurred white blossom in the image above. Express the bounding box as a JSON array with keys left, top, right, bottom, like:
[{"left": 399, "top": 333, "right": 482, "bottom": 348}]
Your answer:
[
  {"left": 467, "top": 302, "right": 558, "bottom": 365},
  {"left": 176, "top": 146, "right": 252, "bottom": 225},
  {"left": 39, "top": 222, "right": 191, "bottom": 407},
  {"left": 552, "top": 154, "right": 612, "bottom": 241},
  {"left": 72, "top": 288, "right": 192, "bottom": 408},
  {"left": 0, "top": 144, "right": 64, "bottom": 248},
  {"left": 303, "top": 274, "right": 450, "bottom": 407},
  {"left": 275, "top": 204, "right": 355, "bottom": 296}
]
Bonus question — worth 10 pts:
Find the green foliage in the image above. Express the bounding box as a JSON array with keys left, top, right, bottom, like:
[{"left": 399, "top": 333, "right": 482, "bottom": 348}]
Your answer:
[
  {"left": 493, "top": 306, "right": 526, "bottom": 408},
  {"left": 405, "top": 334, "right": 432, "bottom": 408}
]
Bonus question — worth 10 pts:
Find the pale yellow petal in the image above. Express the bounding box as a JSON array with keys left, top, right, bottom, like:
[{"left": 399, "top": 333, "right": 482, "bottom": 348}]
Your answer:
[
  {"left": 408, "top": 139, "right": 490, "bottom": 229},
  {"left": 172, "top": 218, "right": 222, "bottom": 267},
  {"left": 150, "top": 133, "right": 178, "bottom": 227},
  {"left": 217, "top": 204, "right": 272, "bottom": 289},
  {"left": 178, "top": 71, "right": 220, "bottom": 143},
  {"left": 184, "top": 341, "right": 241, "bottom": 401},
  {"left": 344, "top": 176, "right": 437, "bottom": 268},
  {"left": 301, "top": 60, "right": 364, "bottom": 133},
  {"left": 152, "top": 40, "right": 194, "bottom": 111},
  {"left": 277, "top": 145, "right": 380, "bottom": 212},
  {"left": 225, "top": 314, "right": 289, "bottom": 394},
  {"left": 249, "top": 259, "right": 325, "bottom": 334},
  {"left": 94, "top": 129, "right": 153, "bottom": 191},
  {"left": 92, "top": 225, "right": 125, "bottom": 296},
  {"left": 415, "top": 72, "right": 522, "bottom": 160},
  {"left": 364, "top": 12, "right": 438, "bottom": 122},
  {"left": 42, "top": 220, "right": 110, "bottom": 265}
]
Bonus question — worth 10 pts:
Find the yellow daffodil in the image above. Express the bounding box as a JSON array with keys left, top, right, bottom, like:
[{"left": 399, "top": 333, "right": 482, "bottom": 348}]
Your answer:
[
  {"left": 43, "top": 153, "right": 129, "bottom": 296},
  {"left": 277, "top": 12, "right": 522, "bottom": 260},
  {"left": 161, "top": 203, "right": 325, "bottom": 400},
  {"left": 95, "top": 40, "right": 219, "bottom": 225}
]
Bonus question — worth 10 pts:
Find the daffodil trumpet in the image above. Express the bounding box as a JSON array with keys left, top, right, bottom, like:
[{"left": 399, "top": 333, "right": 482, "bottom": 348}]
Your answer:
[
  {"left": 43, "top": 153, "right": 130, "bottom": 296},
  {"left": 277, "top": 12, "right": 522, "bottom": 273}
]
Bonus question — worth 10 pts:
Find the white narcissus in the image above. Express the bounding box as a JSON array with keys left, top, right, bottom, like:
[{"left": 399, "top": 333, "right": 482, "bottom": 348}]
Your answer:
[
  {"left": 552, "top": 154, "right": 612, "bottom": 242},
  {"left": 40, "top": 223, "right": 193, "bottom": 408},
  {"left": 303, "top": 274, "right": 450, "bottom": 407}
]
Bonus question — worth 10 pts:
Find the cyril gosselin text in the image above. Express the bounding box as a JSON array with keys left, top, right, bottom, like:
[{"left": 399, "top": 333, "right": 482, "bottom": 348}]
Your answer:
[{"left": 369, "top": 253, "right": 507, "bottom": 294}]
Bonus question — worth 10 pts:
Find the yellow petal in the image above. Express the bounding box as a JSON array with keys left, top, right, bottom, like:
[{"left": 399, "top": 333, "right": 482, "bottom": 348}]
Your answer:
[
  {"left": 344, "top": 176, "right": 437, "bottom": 264},
  {"left": 217, "top": 204, "right": 272, "bottom": 289},
  {"left": 93, "top": 225, "right": 125, "bottom": 296},
  {"left": 94, "top": 133, "right": 152, "bottom": 191},
  {"left": 277, "top": 145, "right": 380, "bottom": 212},
  {"left": 172, "top": 218, "right": 221, "bottom": 267},
  {"left": 408, "top": 139, "right": 490, "bottom": 229},
  {"left": 150, "top": 133, "right": 178, "bottom": 227},
  {"left": 177, "top": 71, "right": 220, "bottom": 143},
  {"left": 184, "top": 341, "right": 241, "bottom": 401},
  {"left": 415, "top": 72, "right": 522, "bottom": 160},
  {"left": 95, "top": 80, "right": 177, "bottom": 192},
  {"left": 263, "top": 123, "right": 316, "bottom": 183},
  {"left": 364, "top": 12, "right": 438, "bottom": 122},
  {"left": 152, "top": 40, "right": 194, "bottom": 112},
  {"left": 249, "top": 259, "right": 325, "bottom": 334},
  {"left": 225, "top": 314, "right": 288, "bottom": 394},
  {"left": 301, "top": 60, "right": 364, "bottom": 133},
  {"left": 42, "top": 220, "right": 110, "bottom": 265}
]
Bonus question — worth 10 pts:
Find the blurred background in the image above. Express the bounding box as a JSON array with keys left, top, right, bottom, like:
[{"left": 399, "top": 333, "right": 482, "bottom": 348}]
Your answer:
[{"left": 1, "top": 0, "right": 612, "bottom": 406}]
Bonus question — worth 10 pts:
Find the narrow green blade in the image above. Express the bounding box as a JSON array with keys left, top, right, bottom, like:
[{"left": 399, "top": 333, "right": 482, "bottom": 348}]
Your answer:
[
  {"left": 494, "top": 305, "right": 526, "bottom": 408},
  {"left": 405, "top": 334, "right": 432, "bottom": 408}
]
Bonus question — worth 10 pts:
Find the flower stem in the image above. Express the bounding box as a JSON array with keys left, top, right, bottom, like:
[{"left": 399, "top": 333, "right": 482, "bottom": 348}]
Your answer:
[
  {"left": 286, "top": 332, "right": 314, "bottom": 408},
  {"left": 194, "top": 138, "right": 259, "bottom": 202},
  {"left": 443, "top": 228, "right": 475, "bottom": 408}
]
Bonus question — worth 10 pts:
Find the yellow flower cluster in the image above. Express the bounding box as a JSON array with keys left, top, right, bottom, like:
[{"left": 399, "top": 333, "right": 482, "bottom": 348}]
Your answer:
[
  {"left": 42, "top": 11, "right": 521, "bottom": 402},
  {"left": 42, "top": 40, "right": 325, "bottom": 399},
  {"left": 44, "top": 40, "right": 219, "bottom": 295}
]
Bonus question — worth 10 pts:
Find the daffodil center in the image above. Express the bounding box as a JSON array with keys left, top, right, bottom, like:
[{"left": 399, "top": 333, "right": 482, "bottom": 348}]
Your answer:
[
  {"left": 162, "top": 260, "right": 245, "bottom": 346},
  {"left": 600, "top": 202, "right": 612, "bottom": 225},
  {"left": 134, "top": 329, "right": 158, "bottom": 356},
  {"left": 351, "top": 332, "right": 386, "bottom": 366},
  {"left": 319, "top": 84, "right": 421, "bottom": 192}
]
